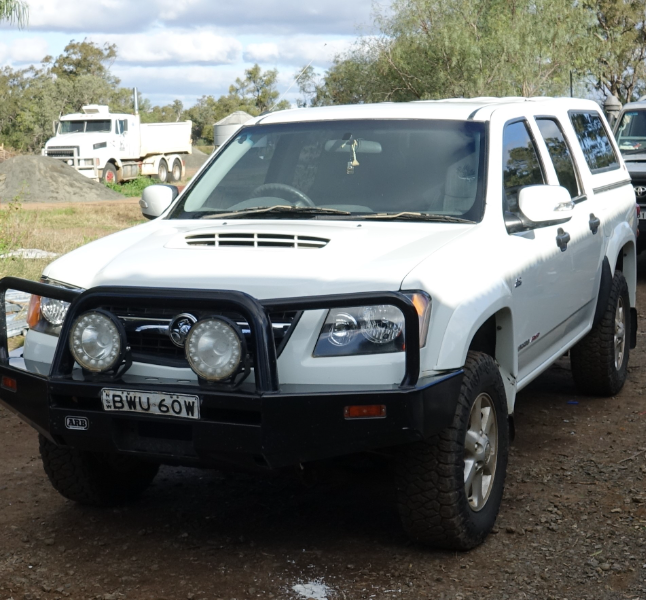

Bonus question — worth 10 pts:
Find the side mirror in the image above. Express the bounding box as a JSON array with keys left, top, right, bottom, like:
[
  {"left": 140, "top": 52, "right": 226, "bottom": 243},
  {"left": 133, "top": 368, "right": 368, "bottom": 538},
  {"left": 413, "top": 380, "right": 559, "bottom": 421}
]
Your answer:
[
  {"left": 139, "top": 184, "right": 178, "bottom": 220},
  {"left": 518, "top": 185, "right": 573, "bottom": 223}
]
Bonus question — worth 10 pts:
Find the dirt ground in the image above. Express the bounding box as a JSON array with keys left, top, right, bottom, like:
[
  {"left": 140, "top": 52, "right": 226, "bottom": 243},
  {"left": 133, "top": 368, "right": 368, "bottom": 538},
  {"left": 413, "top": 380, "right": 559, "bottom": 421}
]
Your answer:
[{"left": 1, "top": 262, "right": 646, "bottom": 600}]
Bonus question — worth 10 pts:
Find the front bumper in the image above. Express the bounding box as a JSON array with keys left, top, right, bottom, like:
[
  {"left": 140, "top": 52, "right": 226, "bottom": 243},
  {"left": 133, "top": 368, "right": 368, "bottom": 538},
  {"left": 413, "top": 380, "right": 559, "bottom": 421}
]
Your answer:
[{"left": 0, "top": 277, "right": 462, "bottom": 469}]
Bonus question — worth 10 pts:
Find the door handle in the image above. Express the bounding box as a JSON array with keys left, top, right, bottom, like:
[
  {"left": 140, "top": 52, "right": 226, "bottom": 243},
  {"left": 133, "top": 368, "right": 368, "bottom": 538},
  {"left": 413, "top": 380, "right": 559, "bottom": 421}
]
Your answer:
[
  {"left": 556, "top": 228, "right": 570, "bottom": 251},
  {"left": 589, "top": 213, "right": 601, "bottom": 234}
]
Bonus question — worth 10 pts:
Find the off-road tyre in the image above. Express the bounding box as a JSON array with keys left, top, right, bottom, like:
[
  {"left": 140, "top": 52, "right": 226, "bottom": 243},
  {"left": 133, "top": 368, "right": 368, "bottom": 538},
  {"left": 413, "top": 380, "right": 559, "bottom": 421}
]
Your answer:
[
  {"left": 170, "top": 158, "right": 182, "bottom": 182},
  {"left": 395, "top": 351, "right": 509, "bottom": 550},
  {"left": 571, "top": 270, "right": 630, "bottom": 396},
  {"left": 157, "top": 159, "right": 168, "bottom": 183},
  {"left": 39, "top": 435, "right": 159, "bottom": 506},
  {"left": 101, "top": 162, "right": 118, "bottom": 184}
]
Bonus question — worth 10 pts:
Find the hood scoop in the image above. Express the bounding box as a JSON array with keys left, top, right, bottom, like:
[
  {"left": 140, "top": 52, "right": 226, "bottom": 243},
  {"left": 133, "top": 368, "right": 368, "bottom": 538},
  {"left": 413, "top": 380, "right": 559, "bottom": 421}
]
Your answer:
[{"left": 182, "top": 231, "right": 330, "bottom": 249}]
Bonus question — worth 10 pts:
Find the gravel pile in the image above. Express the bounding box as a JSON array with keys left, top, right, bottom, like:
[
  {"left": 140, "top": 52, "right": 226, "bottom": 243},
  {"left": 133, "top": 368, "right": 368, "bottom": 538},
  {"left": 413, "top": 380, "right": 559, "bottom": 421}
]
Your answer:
[
  {"left": 0, "top": 155, "right": 125, "bottom": 203},
  {"left": 184, "top": 146, "right": 209, "bottom": 171}
]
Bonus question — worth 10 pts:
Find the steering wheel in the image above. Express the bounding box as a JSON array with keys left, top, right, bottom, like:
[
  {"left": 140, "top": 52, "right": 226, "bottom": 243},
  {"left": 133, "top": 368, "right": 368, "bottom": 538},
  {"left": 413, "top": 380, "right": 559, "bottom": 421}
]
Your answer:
[{"left": 250, "top": 183, "right": 315, "bottom": 207}]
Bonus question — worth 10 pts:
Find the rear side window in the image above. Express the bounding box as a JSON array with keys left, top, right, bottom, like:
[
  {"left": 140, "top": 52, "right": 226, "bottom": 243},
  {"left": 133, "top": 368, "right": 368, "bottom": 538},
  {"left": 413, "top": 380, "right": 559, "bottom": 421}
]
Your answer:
[
  {"left": 535, "top": 118, "right": 580, "bottom": 198},
  {"left": 502, "top": 120, "right": 545, "bottom": 212},
  {"left": 569, "top": 111, "right": 619, "bottom": 174}
]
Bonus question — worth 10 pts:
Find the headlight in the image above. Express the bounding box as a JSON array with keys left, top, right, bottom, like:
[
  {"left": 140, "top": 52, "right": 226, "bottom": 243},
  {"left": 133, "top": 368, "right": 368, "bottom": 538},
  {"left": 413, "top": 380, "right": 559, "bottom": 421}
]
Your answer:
[
  {"left": 313, "top": 292, "right": 431, "bottom": 357},
  {"left": 28, "top": 278, "right": 80, "bottom": 336},
  {"left": 185, "top": 317, "right": 244, "bottom": 381},
  {"left": 82, "top": 158, "right": 94, "bottom": 166},
  {"left": 69, "top": 310, "right": 125, "bottom": 372},
  {"left": 40, "top": 297, "right": 70, "bottom": 326}
]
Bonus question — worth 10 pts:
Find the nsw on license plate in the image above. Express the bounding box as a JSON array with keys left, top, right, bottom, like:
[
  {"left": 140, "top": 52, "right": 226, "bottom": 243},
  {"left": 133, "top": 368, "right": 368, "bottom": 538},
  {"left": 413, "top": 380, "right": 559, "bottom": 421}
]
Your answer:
[{"left": 101, "top": 388, "right": 200, "bottom": 420}]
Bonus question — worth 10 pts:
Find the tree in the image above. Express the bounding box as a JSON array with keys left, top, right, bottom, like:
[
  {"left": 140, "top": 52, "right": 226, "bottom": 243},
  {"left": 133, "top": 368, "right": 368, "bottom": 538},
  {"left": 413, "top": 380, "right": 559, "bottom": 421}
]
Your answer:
[
  {"left": 230, "top": 64, "right": 291, "bottom": 113},
  {"left": 585, "top": 0, "right": 646, "bottom": 103},
  {"left": 320, "top": 0, "right": 595, "bottom": 103},
  {"left": 0, "top": 0, "right": 28, "bottom": 27},
  {"left": 44, "top": 39, "right": 119, "bottom": 86}
]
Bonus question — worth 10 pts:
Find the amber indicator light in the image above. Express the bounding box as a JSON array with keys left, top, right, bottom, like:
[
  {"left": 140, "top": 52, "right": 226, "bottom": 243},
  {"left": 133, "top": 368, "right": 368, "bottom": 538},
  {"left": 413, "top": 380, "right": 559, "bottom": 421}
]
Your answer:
[
  {"left": 1, "top": 376, "right": 17, "bottom": 393},
  {"left": 344, "top": 404, "right": 386, "bottom": 419},
  {"left": 27, "top": 295, "right": 41, "bottom": 328}
]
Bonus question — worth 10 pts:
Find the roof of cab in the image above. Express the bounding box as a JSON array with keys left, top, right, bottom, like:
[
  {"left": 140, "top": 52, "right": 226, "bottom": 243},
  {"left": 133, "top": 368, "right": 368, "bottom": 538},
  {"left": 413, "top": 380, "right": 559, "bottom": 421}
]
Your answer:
[{"left": 251, "top": 97, "right": 601, "bottom": 125}]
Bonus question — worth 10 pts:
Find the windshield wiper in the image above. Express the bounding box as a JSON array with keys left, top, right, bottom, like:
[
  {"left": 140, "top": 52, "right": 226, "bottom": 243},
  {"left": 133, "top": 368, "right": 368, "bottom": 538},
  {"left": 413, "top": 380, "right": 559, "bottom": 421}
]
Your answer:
[
  {"left": 351, "top": 212, "right": 474, "bottom": 223},
  {"left": 200, "top": 205, "right": 351, "bottom": 219}
]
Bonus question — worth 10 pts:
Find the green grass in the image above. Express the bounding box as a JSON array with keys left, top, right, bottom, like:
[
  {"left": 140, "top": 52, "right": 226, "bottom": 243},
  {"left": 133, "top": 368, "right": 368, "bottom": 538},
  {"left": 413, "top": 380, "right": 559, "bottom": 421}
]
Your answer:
[{"left": 104, "top": 176, "right": 158, "bottom": 197}]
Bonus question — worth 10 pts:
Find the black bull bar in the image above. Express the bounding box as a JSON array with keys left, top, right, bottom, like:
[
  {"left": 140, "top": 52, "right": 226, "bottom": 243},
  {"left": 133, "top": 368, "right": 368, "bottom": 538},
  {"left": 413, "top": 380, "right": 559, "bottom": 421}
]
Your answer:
[
  {"left": 0, "top": 277, "right": 463, "bottom": 468},
  {"left": 0, "top": 276, "right": 421, "bottom": 389}
]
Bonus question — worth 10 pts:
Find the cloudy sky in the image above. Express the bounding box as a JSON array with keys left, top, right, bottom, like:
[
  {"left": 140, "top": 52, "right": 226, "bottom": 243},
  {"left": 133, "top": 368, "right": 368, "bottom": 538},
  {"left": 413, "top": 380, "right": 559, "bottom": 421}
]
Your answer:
[{"left": 0, "top": 0, "right": 382, "bottom": 108}]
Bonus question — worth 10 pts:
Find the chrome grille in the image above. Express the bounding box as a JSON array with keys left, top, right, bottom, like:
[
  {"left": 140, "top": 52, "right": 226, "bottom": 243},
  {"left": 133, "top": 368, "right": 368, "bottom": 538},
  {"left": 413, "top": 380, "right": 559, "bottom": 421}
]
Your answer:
[
  {"left": 102, "top": 305, "right": 299, "bottom": 366},
  {"left": 46, "top": 146, "right": 79, "bottom": 159}
]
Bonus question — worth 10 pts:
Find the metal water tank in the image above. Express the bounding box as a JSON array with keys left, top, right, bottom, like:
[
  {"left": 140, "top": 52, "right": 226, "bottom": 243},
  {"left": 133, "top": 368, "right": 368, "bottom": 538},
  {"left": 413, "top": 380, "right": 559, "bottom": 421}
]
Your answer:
[{"left": 213, "top": 111, "right": 254, "bottom": 147}]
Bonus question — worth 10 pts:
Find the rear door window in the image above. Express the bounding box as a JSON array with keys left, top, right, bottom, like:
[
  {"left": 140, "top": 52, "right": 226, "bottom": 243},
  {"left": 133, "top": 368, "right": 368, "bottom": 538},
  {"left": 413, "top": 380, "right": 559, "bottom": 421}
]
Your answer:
[
  {"left": 535, "top": 118, "right": 580, "bottom": 198},
  {"left": 502, "top": 120, "right": 545, "bottom": 213},
  {"left": 569, "top": 111, "right": 619, "bottom": 174}
]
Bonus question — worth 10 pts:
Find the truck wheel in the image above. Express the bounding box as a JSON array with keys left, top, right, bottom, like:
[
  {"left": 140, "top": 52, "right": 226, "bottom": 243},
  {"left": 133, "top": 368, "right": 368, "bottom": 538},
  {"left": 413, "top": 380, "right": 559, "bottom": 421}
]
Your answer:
[
  {"left": 39, "top": 435, "right": 159, "bottom": 506},
  {"left": 395, "top": 351, "right": 509, "bottom": 550},
  {"left": 101, "top": 162, "right": 118, "bottom": 184},
  {"left": 170, "top": 158, "right": 182, "bottom": 183},
  {"left": 157, "top": 159, "right": 168, "bottom": 183},
  {"left": 571, "top": 270, "right": 630, "bottom": 396}
]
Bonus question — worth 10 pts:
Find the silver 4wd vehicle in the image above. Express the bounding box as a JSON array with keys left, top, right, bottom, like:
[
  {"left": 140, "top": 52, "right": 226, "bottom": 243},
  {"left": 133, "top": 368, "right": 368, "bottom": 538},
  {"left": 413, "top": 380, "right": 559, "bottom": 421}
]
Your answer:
[
  {"left": 0, "top": 97, "right": 637, "bottom": 550},
  {"left": 613, "top": 100, "right": 646, "bottom": 252}
]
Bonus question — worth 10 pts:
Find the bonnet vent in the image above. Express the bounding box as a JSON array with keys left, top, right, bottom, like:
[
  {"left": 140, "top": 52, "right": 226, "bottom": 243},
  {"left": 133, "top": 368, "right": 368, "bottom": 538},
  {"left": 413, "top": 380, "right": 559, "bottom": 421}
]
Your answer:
[{"left": 184, "top": 232, "right": 329, "bottom": 249}]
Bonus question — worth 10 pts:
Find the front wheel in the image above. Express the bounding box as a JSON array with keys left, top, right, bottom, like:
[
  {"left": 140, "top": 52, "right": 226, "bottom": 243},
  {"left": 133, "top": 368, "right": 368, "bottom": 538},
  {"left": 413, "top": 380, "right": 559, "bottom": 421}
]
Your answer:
[
  {"left": 101, "top": 162, "right": 118, "bottom": 184},
  {"left": 570, "top": 270, "right": 630, "bottom": 396},
  {"left": 39, "top": 435, "right": 159, "bottom": 506},
  {"left": 395, "top": 351, "right": 509, "bottom": 550}
]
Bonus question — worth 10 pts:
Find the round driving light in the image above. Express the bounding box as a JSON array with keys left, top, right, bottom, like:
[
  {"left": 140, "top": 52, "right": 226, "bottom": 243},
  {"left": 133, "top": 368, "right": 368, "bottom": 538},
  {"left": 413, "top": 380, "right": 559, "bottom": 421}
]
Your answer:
[
  {"left": 185, "top": 317, "right": 244, "bottom": 381},
  {"left": 69, "top": 310, "right": 125, "bottom": 372},
  {"left": 329, "top": 312, "right": 358, "bottom": 346},
  {"left": 360, "top": 305, "right": 404, "bottom": 344},
  {"left": 40, "top": 297, "right": 70, "bottom": 326}
]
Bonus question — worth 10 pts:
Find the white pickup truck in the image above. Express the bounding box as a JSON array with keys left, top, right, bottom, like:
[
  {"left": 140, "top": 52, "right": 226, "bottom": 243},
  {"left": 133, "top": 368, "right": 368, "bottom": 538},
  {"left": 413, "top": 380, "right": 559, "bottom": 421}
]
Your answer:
[
  {"left": 42, "top": 104, "right": 192, "bottom": 184},
  {"left": 1, "top": 97, "right": 637, "bottom": 551}
]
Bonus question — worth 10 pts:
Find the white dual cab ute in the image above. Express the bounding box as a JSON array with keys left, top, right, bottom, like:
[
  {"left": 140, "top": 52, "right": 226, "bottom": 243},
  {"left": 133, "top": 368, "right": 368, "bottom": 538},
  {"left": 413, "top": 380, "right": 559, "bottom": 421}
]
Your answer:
[
  {"left": 1, "top": 97, "right": 637, "bottom": 550},
  {"left": 42, "top": 104, "right": 192, "bottom": 184}
]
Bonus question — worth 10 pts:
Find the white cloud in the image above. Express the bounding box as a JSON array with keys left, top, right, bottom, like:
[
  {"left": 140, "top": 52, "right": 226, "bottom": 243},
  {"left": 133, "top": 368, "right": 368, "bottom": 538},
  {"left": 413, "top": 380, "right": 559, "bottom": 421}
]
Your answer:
[
  {"left": 23, "top": 0, "right": 152, "bottom": 33},
  {"left": 243, "top": 37, "right": 352, "bottom": 67},
  {"left": 111, "top": 64, "right": 242, "bottom": 98},
  {"left": 21, "top": 0, "right": 377, "bottom": 35},
  {"left": 0, "top": 36, "right": 49, "bottom": 64},
  {"left": 93, "top": 30, "right": 242, "bottom": 65},
  {"left": 8, "top": 36, "right": 49, "bottom": 62}
]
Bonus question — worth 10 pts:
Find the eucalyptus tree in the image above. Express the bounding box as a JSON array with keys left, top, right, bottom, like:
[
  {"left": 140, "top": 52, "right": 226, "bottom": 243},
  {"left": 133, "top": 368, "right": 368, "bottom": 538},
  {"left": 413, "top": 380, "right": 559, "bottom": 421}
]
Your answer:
[{"left": 0, "top": 0, "right": 28, "bottom": 27}]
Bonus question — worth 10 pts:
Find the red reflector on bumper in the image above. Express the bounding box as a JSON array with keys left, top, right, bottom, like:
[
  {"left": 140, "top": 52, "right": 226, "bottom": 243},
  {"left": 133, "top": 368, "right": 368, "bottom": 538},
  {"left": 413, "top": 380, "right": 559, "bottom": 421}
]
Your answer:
[
  {"left": 344, "top": 404, "right": 386, "bottom": 419},
  {"left": 1, "top": 376, "right": 17, "bottom": 392}
]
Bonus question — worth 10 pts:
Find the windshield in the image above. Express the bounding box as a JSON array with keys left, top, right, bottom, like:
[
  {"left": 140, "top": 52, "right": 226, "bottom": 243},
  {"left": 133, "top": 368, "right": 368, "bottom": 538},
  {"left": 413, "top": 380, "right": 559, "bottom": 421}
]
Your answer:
[
  {"left": 616, "top": 110, "right": 646, "bottom": 153},
  {"left": 168, "top": 119, "right": 486, "bottom": 221},
  {"left": 59, "top": 120, "right": 112, "bottom": 134}
]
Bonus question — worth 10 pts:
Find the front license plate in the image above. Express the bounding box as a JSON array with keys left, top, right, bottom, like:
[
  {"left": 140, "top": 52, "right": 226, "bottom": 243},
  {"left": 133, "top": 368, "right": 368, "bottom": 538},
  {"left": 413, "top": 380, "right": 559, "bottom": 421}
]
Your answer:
[
  {"left": 101, "top": 388, "right": 200, "bottom": 420},
  {"left": 639, "top": 212, "right": 646, "bottom": 220}
]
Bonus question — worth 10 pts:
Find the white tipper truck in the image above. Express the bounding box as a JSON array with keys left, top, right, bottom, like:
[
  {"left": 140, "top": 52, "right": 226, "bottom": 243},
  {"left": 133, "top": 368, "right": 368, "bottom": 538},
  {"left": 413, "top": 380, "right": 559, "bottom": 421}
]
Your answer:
[{"left": 42, "top": 104, "right": 192, "bottom": 184}]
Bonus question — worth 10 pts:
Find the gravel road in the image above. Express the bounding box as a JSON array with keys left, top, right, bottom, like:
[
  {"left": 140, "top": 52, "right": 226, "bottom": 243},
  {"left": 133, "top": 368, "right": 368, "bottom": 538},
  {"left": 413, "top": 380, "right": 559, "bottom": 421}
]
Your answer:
[{"left": 1, "top": 261, "right": 646, "bottom": 600}]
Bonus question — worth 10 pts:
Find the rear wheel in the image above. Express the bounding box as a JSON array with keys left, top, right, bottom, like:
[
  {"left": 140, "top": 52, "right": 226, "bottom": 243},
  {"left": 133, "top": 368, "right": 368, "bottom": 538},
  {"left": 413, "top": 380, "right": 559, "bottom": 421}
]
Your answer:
[
  {"left": 157, "top": 159, "right": 168, "bottom": 183},
  {"left": 101, "top": 162, "right": 118, "bottom": 184},
  {"left": 39, "top": 435, "right": 159, "bottom": 506},
  {"left": 170, "top": 158, "right": 182, "bottom": 182},
  {"left": 395, "top": 352, "right": 509, "bottom": 550},
  {"left": 571, "top": 271, "right": 630, "bottom": 396}
]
